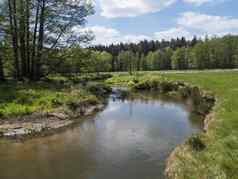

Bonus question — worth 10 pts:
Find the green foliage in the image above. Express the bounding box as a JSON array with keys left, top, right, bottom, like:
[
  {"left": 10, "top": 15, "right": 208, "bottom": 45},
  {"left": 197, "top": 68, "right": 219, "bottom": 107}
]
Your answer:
[
  {"left": 0, "top": 81, "right": 100, "bottom": 118},
  {"left": 91, "top": 51, "right": 113, "bottom": 73},
  {"left": 132, "top": 76, "right": 164, "bottom": 90},
  {"left": 106, "top": 73, "right": 165, "bottom": 89},
  {"left": 172, "top": 47, "right": 188, "bottom": 70},
  {"left": 106, "top": 73, "right": 139, "bottom": 85},
  {"left": 46, "top": 73, "right": 112, "bottom": 85},
  {"left": 92, "top": 35, "right": 238, "bottom": 73},
  {"left": 118, "top": 50, "right": 137, "bottom": 75},
  {"left": 187, "top": 134, "right": 206, "bottom": 151},
  {"left": 86, "top": 82, "right": 112, "bottom": 97},
  {"left": 48, "top": 47, "right": 113, "bottom": 75},
  {"left": 0, "top": 0, "right": 95, "bottom": 80}
]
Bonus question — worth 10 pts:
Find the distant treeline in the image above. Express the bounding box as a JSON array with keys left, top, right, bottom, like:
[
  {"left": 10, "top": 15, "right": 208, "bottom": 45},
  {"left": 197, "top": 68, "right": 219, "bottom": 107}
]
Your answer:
[{"left": 89, "top": 35, "right": 238, "bottom": 73}]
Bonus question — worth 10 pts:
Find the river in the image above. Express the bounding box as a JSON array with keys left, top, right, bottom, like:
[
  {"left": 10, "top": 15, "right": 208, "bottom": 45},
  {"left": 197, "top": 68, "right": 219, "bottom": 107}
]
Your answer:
[{"left": 0, "top": 92, "right": 202, "bottom": 179}]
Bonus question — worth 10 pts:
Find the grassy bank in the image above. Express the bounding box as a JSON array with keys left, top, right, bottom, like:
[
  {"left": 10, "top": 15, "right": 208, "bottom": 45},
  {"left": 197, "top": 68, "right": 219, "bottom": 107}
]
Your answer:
[
  {"left": 106, "top": 71, "right": 238, "bottom": 179},
  {"left": 0, "top": 74, "right": 111, "bottom": 119}
]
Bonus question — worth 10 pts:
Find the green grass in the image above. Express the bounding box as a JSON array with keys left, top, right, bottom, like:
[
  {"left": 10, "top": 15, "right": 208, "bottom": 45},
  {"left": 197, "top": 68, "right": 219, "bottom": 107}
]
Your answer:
[
  {"left": 106, "top": 71, "right": 238, "bottom": 179},
  {"left": 0, "top": 81, "right": 99, "bottom": 118}
]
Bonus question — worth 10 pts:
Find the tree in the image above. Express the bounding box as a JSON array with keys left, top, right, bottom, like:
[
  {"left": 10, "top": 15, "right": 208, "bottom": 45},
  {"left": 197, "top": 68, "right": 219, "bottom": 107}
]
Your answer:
[
  {"left": 145, "top": 51, "right": 155, "bottom": 70},
  {"left": 3, "top": 0, "right": 94, "bottom": 80},
  {"left": 91, "top": 51, "right": 112, "bottom": 74},
  {"left": 171, "top": 47, "right": 188, "bottom": 70},
  {"left": 140, "top": 53, "right": 147, "bottom": 71},
  {"left": 7, "top": 0, "right": 20, "bottom": 79},
  {"left": 190, "top": 36, "right": 198, "bottom": 47},
  {"left": 191, "top": 42, "right": 210, "bottom": 69},
  {"left": 0, "top": 42, "right": 3, "bottom": 81},
  {"left": 0, "top": 8, "right": 5, "bottom": 81},
  {"left": 163, "top": 47, "right": 173, "bottom": 70},
  {"left": 152, "top": 50, "right": 161, "bottom": 70},
  {"left": 100, "top": 51, "right": 113, "bottom": 72},
  {"left": 0, "top": 49, "right": 4, "bottom": 81},
  {"left": 48, "top": 47, "right": 95, "bottom": 75},
  {"left": 118, "top": 50, "right": 135, "bottom": 75}
]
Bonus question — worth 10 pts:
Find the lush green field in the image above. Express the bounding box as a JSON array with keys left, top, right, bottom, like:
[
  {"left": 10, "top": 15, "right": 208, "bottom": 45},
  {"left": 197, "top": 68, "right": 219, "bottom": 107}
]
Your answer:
[{"left": 106, "top": 71, "right": 238, "bottom": 179}]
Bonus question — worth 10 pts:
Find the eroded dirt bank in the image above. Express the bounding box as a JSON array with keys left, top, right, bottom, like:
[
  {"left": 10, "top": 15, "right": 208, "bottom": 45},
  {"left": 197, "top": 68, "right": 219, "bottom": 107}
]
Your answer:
[{"left": 0, "top": 103, "right": 105, "bottom": 138}]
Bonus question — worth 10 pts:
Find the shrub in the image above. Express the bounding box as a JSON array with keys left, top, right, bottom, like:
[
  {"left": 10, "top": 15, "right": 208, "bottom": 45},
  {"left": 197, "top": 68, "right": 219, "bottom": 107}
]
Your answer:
[
  {"left": 187, "top": 134, "right": 206, "bottom": 151},
  {"left": 86, "top": 83, "right": 112, "bottom": 96}
]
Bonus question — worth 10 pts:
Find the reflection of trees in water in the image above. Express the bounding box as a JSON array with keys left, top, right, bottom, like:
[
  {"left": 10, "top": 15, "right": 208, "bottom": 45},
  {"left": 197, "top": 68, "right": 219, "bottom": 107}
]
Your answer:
[
  {"left": 118, "top": 91, "right": 203, "bottom": 129},
  {"left": 187, "top": 112, "right": 203, "bottom": 129},
  {"left": 129, "top": 101, "right": 133, "bottom": 118},
  {"left": 125, "top": 91, "right": 197, "bottom": 113}
]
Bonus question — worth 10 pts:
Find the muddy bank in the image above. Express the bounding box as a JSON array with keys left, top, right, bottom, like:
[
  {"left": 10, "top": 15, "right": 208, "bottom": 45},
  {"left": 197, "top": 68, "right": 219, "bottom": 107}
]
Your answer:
[
  {"left": 0, "top": 103, "right": 105, "bottom": 138},
  {"left": 0, "top": 83, "right": 112, "bottom": 139}
]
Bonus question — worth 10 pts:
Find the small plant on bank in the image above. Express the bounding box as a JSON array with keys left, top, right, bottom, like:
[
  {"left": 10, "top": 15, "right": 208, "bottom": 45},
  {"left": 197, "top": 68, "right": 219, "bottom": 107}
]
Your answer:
[
  {"left": 86, "top": 82, "right": 112, "bottom": 97},
  {"left": 187, "top": 134, "right": 206, "bottom": 151}
]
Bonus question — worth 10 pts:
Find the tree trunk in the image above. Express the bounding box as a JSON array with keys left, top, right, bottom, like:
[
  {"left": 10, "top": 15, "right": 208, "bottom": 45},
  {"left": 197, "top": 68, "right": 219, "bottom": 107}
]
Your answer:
[
  {"left": 31, "top": 0, "right": 40, "bottom": 79},
  {"left": 111, "top": 57, "right": 115, "bottom": 72},
  {"left": 129, "top": 63, "right": 132, "bottom": 75},
  {"left": 26, "top": 0, "right": 31, "bottom": 77},
  {"left": 8, "top": 0, "right": 20, "bottom": 79},
  {"left": 35, "top": 0, "right": 46, "bottom": 80},
  {"left": 19, "top": 0, "right": 27, "bottom": 78},
  {"left": 0, "top": 52, "right": 4, "bottom": 81}
]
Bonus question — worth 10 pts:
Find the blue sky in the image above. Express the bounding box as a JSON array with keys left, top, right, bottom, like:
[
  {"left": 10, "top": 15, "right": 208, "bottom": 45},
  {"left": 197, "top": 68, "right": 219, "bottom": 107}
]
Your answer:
[{"left": 82, "top": 0, "right": 238, "bottom": 45}]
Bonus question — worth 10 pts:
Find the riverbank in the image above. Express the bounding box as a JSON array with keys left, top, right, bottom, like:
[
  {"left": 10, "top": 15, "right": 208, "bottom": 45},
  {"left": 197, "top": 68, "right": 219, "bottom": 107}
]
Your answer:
[
  {"left": 0, "top": 77, "right": 112, "bottom": 138},
  {"left": 106, "top": 71, "right": 238, "bottom": 179}
]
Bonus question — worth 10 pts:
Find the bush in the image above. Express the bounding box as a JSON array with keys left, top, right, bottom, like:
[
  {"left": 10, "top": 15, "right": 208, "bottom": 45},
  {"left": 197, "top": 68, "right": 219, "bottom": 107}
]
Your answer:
[
  {"left": 128, "top": 80, "right": 136, "bottom": 88},
  {"left": 187, "top": 134, "right": 206, "bottom": 151},
  {"left": 159, "top": 81, "right": 174, "bottom": 93},
  {"left": 86, "top": 83, "right": 112, "bottom": 97},
  {"left": 132, "top": 76, "right": 164, "bottom": 90}
]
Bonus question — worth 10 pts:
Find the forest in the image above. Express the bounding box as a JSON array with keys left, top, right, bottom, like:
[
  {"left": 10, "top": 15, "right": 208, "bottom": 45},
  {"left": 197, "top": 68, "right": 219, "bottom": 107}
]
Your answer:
[{"left": 91, "top": 35, "right": 238, "bottom": 73}]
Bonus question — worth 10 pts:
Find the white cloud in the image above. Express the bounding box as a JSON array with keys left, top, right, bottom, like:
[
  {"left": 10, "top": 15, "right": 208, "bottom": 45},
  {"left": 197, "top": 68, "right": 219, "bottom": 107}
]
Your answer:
[
  {"left": 76, "top": 12, "right": 238, "bottom": 45},
  {"left": 182, "top": 0, "right": 227, "bottom": 6},
  {"left": 154, "top": 27, "right": 193, "bottom": 41},
  {"left": 178, "top": 12, "right": 238, "bottom": 35},
  {"left": 182, "top": 0, "right": 214, "bottom": 6},
  {"left": 98, "top": 0, "right": 223, "bottom": 18},
  {"left": 81, "top": 26, "right": 151, "bottom": 45},
  {"left": 154, "top": 12, "right": 238, "bottom": 40},
  {"left": 99, "top": 0, "right": 176, "bottom": 18}
]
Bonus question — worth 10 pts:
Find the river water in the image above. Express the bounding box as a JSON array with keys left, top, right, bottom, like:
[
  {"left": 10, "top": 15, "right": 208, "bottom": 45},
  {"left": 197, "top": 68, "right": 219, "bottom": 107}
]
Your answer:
[{"left": 0, "top": 92, "right": 202, "bottom": 179}]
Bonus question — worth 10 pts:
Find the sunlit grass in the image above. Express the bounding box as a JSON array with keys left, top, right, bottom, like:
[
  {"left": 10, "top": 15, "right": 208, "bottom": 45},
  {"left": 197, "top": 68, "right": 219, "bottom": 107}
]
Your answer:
[{"left": 0, "top": 81, "right": 97, "bottom": 118}]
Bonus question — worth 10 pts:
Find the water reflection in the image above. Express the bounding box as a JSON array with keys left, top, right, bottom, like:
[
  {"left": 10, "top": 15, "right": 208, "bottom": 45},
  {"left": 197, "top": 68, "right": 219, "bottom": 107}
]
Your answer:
[{"left": 0, "top": 93, "right": 202, "bottom": 179}]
